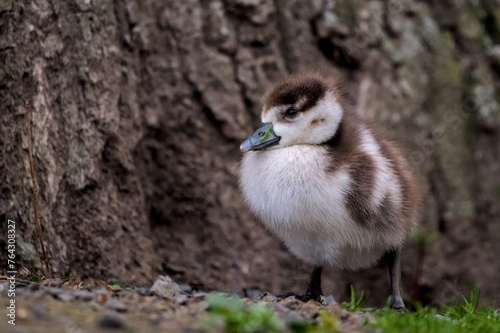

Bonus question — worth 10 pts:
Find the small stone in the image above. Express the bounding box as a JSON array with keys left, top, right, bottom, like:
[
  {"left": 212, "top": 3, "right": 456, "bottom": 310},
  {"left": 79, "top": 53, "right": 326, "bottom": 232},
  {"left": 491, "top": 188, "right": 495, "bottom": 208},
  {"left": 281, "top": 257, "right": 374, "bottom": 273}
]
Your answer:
[
  {"left": 105, "top": 299, "right": 128, "bottom": 312},
  {"left": 50, "top": 289, "right": 74, "bottom": 302},
  {"left": 74, "top": 290, "right": 94, "bottom": 301},
  {"left": 137, "top": 287, "right": 153, "bottom": 296},
  {"left": 244, "top": 289, "right": 263, "bottom": 299},
  {"left": 192, "top": 291, "right": 207, "bottom": 299},
  {"left": 341, "top": 309, "right": 349, "bottom": 320},
  {"left": 179, "top": 284, "right": 192, "bottom": 293},
  {"left": 251, "top": 292, "right": 277, "bottom": 303},
  {"left": 56, "top": 292, "right": 74, "bottom": 302},
  {"left": 284, "top": 295, "right": 296, "bottom": 301},
  {"left": 175, "top": 294, "right": 188, "bottom": 305},
  {"left": 99, "top": 314, "right": 126, "bottom": 329},
  {"left": 324, "top": 295, "right": 336, "bottom": 306},
  {"left": 150, "top": 275, "right": 181, "bottom": 299}
]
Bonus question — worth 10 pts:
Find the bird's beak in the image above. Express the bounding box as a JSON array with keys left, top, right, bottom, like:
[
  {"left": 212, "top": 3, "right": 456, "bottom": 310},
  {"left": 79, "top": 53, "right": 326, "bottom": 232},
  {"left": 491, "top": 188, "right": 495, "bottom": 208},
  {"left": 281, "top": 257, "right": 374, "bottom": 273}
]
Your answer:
[{"left": 240, "top": 122, "right": 281, "bottom": 152}]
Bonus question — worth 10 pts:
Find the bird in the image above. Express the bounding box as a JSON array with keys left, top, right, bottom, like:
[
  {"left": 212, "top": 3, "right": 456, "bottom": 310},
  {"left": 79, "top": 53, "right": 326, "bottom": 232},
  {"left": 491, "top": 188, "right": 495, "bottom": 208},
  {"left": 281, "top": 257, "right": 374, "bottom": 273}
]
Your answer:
[{"left": 238, "top": 73, "right": 422, "bottom": 309}]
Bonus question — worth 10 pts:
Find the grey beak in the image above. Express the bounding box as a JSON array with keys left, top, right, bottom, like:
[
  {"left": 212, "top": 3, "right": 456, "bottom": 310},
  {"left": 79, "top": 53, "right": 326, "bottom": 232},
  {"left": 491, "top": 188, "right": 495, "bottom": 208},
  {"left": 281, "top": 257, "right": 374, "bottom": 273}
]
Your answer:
[{"left": 240, "top": 122, "right": 281, "bottom": 152}]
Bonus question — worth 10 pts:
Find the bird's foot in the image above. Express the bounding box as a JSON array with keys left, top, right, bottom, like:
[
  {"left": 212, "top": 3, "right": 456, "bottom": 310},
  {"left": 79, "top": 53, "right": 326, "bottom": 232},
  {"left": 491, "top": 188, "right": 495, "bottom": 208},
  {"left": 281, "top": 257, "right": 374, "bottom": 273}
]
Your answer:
[
  {"left": 391, "top": 304, "right": 406, "bottom": 315},
  {"left": 376, "top": 301, "right": 406, "bottom": 315},
  {"left": 390, "top": 297, "right": 406, "bottom": 312},
  {"left": 296, "top": 291, "right": 323, "bottom": 303}
]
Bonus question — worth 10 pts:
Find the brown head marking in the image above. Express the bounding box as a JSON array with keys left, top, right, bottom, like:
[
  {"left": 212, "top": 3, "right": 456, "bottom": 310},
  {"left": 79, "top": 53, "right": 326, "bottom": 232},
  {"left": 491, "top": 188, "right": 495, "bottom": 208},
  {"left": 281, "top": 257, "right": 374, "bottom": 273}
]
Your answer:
[{"left": 264, "top": 76, "right": 328, "bottom": 113}]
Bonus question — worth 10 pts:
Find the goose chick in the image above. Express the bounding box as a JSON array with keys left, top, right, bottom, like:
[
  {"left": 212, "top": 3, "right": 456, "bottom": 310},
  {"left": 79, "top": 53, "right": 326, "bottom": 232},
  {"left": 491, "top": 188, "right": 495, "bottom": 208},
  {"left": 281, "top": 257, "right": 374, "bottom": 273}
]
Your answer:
[{"left": 239, "top": 74, "right": 422, "bottom": 309}]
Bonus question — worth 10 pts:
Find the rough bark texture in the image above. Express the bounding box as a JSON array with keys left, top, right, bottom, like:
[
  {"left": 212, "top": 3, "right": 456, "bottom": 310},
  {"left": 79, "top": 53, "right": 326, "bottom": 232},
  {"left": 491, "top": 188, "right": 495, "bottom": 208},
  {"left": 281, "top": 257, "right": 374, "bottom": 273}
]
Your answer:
[{"left": 1, "top": 0, "right": 499, "bottom": 306}]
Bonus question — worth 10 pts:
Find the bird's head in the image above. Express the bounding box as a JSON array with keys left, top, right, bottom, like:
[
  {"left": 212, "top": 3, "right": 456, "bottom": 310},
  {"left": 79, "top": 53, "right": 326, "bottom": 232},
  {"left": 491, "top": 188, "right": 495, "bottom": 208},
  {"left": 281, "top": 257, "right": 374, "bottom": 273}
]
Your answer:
[{"left": 240, "top": 75, "right": 344, "bottom": 152}]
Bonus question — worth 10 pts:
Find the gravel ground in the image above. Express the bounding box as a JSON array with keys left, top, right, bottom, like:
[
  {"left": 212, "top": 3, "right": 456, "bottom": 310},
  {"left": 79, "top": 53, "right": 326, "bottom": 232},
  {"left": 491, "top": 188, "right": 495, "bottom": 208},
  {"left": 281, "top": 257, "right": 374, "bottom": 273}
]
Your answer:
[{"left": 0, "top": 276, "right": 370, "bottom": 332}]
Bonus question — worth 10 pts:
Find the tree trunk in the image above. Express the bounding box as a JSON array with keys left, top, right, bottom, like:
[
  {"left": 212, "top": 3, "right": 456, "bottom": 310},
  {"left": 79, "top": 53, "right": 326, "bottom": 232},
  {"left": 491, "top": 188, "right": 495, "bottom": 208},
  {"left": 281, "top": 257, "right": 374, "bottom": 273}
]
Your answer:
[{"left": 1, "top": 0, "right": 499, "bottom": 305}]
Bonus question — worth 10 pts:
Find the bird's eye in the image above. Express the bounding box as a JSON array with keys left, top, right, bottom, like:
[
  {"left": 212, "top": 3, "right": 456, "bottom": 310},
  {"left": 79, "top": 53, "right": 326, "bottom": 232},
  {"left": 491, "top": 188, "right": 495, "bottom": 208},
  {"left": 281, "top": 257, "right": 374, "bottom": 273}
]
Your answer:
[{"left": 285, "top": 108, "right": 299, "bottom": 118}]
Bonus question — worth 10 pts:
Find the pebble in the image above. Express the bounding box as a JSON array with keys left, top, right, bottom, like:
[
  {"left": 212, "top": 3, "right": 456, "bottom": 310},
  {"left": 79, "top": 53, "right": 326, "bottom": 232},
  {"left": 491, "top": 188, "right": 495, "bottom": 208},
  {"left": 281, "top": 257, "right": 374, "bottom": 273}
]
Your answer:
[
  {"left": 150, "top": 275, "right": 181, "bottom": 299},
  {"left": 192, "top": 291, "right": 207, "bottom": 299},
  {"left": 251, "top": 292, "right": 277, "bottom": 303},
  {"left": 137, "top": 287, "right": 154, "bottom": 296},
  {"left": 244, "top": 289, "right": 263, "bottom": 299},
  {"left": 179, "top": 284, "right": 192, "bottom": 293},
  {"left": 99, "top": 314, "right": 127, "bottom": 329},
  {"left": 49, "top": 288, "right": 74, "bottom": 302},
  {"left": 105, "top": 299, "right": 128, "bottom": 312},
  {"left": 175, "top": 294, "right": 188, "bottom": 305},
  {"left": 56, "top": 292, "right": 74, "bottom": 302},
  {"left": 73, "top": 290, "right": 94, "bottom": 301},
  {"left": 341, "top": 309, "right": 350, "bottom": 320},
  {"left": 324, "top": 295, "right": 336, "bottom": 306}
]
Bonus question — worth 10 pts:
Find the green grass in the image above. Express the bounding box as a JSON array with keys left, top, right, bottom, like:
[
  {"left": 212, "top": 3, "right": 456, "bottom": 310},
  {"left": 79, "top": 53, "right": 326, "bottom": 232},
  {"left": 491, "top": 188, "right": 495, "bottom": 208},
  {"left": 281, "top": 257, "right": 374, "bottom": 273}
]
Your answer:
[
  {"left": 203, "top": 294, "right": 339, "bottom": 333},
  {"left": 340, "top": 285, "right": 373, "bottom": 312},
  {"left": 371, "top": 287, "right": 500, "bottom": 333},
  {"left": 30, "top": 275, "right": 43, "bottom": 283},
  {"left": 202, "top": 294, "right": 285, "bottom": 333},
  {"left": 202, "top": 287, "right": 499, "bottom": 333},
  {"left": 108, "top": 279, "right": 139, "bottom": 290}
]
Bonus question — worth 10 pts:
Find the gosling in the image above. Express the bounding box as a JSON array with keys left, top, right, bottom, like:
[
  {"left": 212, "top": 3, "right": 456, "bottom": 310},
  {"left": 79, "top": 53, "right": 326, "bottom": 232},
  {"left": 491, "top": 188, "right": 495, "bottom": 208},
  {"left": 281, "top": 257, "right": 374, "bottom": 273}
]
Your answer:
[{"left": 239, "top": 74, "right": 422, "bottom": 309}]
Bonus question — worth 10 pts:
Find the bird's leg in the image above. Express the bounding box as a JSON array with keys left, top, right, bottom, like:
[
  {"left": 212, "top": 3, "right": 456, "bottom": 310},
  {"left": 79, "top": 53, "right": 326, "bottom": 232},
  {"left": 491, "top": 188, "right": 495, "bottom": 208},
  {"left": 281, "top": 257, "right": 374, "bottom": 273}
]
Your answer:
[
  {"left": 384, "top": 246, "right": 405, "bottom": 309},
  {"left": 297, "top": 265, "right": 323, "bottom": 302}
]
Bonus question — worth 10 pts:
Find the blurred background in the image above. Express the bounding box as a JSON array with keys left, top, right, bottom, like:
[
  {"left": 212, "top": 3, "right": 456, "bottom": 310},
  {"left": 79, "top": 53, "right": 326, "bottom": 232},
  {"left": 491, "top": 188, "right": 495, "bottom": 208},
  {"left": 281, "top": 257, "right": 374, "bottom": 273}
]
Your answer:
[{"left": 1, "top": 0, "right": 499, "bottom": 307}]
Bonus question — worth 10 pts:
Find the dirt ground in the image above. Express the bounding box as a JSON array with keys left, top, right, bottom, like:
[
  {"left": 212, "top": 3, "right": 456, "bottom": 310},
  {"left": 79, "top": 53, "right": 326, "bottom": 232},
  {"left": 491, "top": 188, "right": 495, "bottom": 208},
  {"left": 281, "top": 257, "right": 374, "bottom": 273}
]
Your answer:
[{"left": 0, "top": 277, "right": 369, "bottom": 333}]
